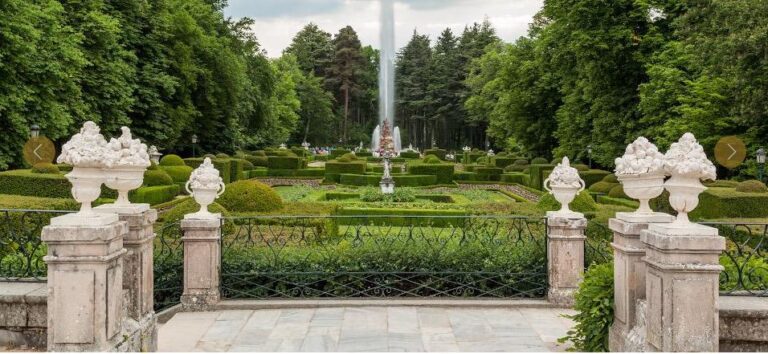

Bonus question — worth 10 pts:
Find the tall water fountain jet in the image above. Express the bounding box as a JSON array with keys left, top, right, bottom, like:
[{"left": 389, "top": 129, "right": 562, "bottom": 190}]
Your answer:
[{"left": 372, "top": 0, "right": 400, "bottom": 155}]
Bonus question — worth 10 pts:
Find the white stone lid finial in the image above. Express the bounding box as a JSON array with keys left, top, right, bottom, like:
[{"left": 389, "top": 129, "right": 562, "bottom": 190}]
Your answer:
[
  {"left": 664, "top": 133, "right": 717, "bottom": 181},
  {"left": 187, "top": 158, "right": 224, "bottom": 190},
  {"left": 57, "top": 121, "right": 110, "bottom": 168},
  {"left": 106, "top": 127, "right": 151, "bottom": 168},
  {"left": 615, "top": 137, "right": 665, "bottom": 176},
  {"left": 548, "top": 157, "right": 584, "bottom": 188}
]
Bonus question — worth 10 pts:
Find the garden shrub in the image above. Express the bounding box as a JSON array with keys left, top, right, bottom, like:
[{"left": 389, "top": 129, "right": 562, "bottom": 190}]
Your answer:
[
  {"left": 735, "top": 180, "right": 768, "bottom": 193},
  {"left": 248, "top": 168, "right": 268, "bottom": 178},
  {"left": 31, "top": 162, "right": 60, "bottom": 174},
  {"left": 394, "top": 174, "right": 438, "bottom": 186},
  {"left": 216, "top": 153, "right": 230, "bottom": 158},
  {"left": 0, "top": 194, "right": 78, "bottom": 210},
  {"left": 504, "top": 164, "right": 527, "bottom": 173},
  {"left": 245, "top": 155, "right": 269, "bottom": 167},
  {"left": 475, "top": 167, "right": 503, "bottom": 181},
  {"left": 514, "top": 159, "right": 529, "bottom": 165},
  {"left": 183, "top": 158, "right": 232, "bottom": 182},
  {"left": 267, "top": 156, "right": 301, "bottom": 170},
  {"left": 423, "top": 148, "right": 447, "bottom": 160},
  {"left": 325, "top": 161, "right": 367, "bottom": 183},
  {"left": 580, "top": 169, "right": 612, "bottom": 187},
  {"left": 159, "top": 154, "right": 185, "bottom": 166},
  {"left": 290, "top": 148, "right": 307, "bottom": 157},
  {"left": 163, "top": 198, "right": 229, "bottom": 225},
  {"left": 160, "top": 165, "right": 193, "bottom": 183},
  {"left": 422, "top": 155, "right": 441, "bottom": 164},
  {"left": 400, "top": 151, "right": 419, "bottom": 159},
  {"left": 689, "top": 187, "right": 768, "bottom": 219},
  {"left": 204, "top": 154, "right": 216, "bottom": 159},
  {"left": 340, "top": 153, "right": 358, "bottom": 161},
  {"left": 241, "top": 159, "right": 254, "bottom": 171},
  {"left": 453, "top": 171, "right": 476, "bottom": 181},
  {"left": 333, "top": 207, "right": 468, "bottom": 226},
  {"left": 339, "top": 174, "right": 380, "bottom": 186},
  {"left": 531, "top": 157, "right": 549, "bottom": 165},
  {"left": 267, "top": 169, "right": 325, "bottom": 177},
  {"left": 602, "top": 173, "right": 619, "bottom": 183},
  {"left": 252, "top": 150, "right": 267, "bottom": 157},
  {"left": 330, "top": 149, "right": 351, "bottom": 158},
  {"left": 56, "top": 164, "right": 73, "bottom": 172},
  {"left": 466, "top": 151, "right": 485, "bottom": 163},
  {"left": 608, "top": 184, "right": 629, "bottom": 199},
  {"left": 597, "top": 196, "right": 639, "bottom": 208},
  {"left": 144, "top": 169, "right": 174, "bottom": 186},
  {"left": 500, "top": 173, "right": 529, "bottom": 186},
  {"left": 572, "top": 164, "right": 589, "bottom": 171},
  {"left": 560, "top": 262, "right": 614, "bottom": 352},
  {"left": 366, "top": 156, "right": 383, "bottom": 163},
  {"left": 129, "top": 185, "right": 179, "bottom": 205},
  {"left": 324, "top": 192, "right": 360, "bottom": 201},
  {"left": 355, "top": 151, "right": 373, "bottom": 157},
  {"left": 0, "top": 170, "right": 116, "bottom": 199},
  {"left": 475, "top": 156, "right": 490, "bottom": 165},
  {"left": 528, "top": 164, "right": 554, "bottom": 190},
  {"left": 408, "top": 163, "right": 455, "bottom": 184},
  {"left": 494, "top": 157, "right": 514, "bottom": 168},
  {"left": 360, "top": 187, "right": 416, "bottom": 202},
  {"left": 589, "top": 181, "right": 618, "bottom": 194},
  {"left": 704, "top": 179, "right": 738, "bottom": 188},
  {"left": 537, "top": 191, "right": 597, "bottom": 213},
  {"left": 218, "top": 180, "right": 283, "bottom": 212}
]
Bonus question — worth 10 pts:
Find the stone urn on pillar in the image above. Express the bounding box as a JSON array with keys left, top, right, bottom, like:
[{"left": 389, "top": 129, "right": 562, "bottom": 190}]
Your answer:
[
  {"left": 103, "top": 127, "right": 151, "bottom": 207},
  {"left": 614, "top": 137, "right": 669, "bottom": 222},
  {"left": 662, "top": 132, "right": 717, "bottom": 225},
  {"left": 56, "top": 121, "right": 113, "bottom": 223},
  {"left": 544, "top": 157, "right": 586, "bottom": 218},
  {"left": 185, "top": 158, "right": 225, "bottom": 220}
]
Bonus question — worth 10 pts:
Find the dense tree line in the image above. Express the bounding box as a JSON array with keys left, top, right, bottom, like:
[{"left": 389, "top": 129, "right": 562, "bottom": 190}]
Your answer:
[{"left": 467, "top": 0, "right": 768, "bottom": 176}]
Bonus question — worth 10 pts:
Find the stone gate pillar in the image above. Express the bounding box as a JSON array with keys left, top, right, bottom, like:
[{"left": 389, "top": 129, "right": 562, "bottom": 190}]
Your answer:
[
  {"left": 608, "top": 213, "right": 674, "bottom": 351},
  {"left": 180, "top": 218, "right": 221, "bottom": 311},
  {"left": 642, "top": 222, "right": 725, "bottom": 352},
  {"left": 94, "top": 204, "right": 158, "bottom": 351},
  {"left": 547, "top": 215, "right": 587, "bottom": 307},
  {"left": 42, "top": 213, "right": 127, "bottom": 351}
]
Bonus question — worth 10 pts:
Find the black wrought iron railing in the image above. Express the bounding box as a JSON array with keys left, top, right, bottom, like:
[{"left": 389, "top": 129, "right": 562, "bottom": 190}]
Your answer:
[
  {"left": 702, "top": 222, "right": 768, "bottom": 296},
  {"left": 585, "top": 221, "right": 613, "bottom": 268},
  {"left": 153, "top": 221, "right": 184, "bottom": 310},
  {"left": 219, "top": 215, "right": 549, "bottom": 299},
  {"left": 0, "top": 209, "right": 72, "bottom": 281}
]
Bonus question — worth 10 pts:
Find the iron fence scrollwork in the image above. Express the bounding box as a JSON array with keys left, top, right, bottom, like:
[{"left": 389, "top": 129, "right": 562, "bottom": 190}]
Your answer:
[{"left": 0, "top": 209, "right": 72, "bottom": 281}]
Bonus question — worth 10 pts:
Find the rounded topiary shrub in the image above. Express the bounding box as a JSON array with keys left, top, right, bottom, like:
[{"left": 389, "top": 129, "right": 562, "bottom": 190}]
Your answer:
[
  {"left": 531, "top": 157, "right": 549, "bottom": 165},
  {"left": 218, "top": 180, "right": 283, "bottom": 212},
  {"left": 537, "top": 191, "right": 597, "bottom": 213},
  {"left": 241, "top": 159, "right": 254, "bottom": 171},
  {"left": 589, "top": 181, "right": 618, "bottom": 194},
  {"left": 735, "top": 180, "right": 768, "bottom": 193},
  {"left": 572, "top": 164, "right": 589, "bottom": 171},
  {"left": 423, "top": 155, "right": 441, "bottom": 164},
  {"left": 31, "top": 162, "right": 60, "bottom": 174},
  {"left": 159, "top": 154, "right": 185, "bottom": 166},
  {"left": 144, "top": 169, "right": 174, "bottom": 186},
  {"left": 340, "top": 153, "right": 358, "bottom": 161},
  {"left": 475, "top": 156, "right": 490, "bottom": 165},
  {"left": 163, "top": 199, "right": 229, "bottom": 225},
  {"left": 216, "top": 153, "right": 230, "bottom": 158},
  {"left": 602, "top": 174, "right": 619, "bottom": 183},
  {"left": 514, "top": 159, "right": 529, "bottom": 166},
  {"left": 608, "top": 184, "right": 629, "bottom": 199}
]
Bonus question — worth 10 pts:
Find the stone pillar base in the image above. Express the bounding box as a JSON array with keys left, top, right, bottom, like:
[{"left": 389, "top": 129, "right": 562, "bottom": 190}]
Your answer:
[
  {"left": 181, "top": 291, "right": 221, "bottom": 312},
  {"left": 181, "top": 218, "right": 221, "bottom": 312},
  {"left": 547, "top": 216, "right": 587, "bottom": 307},
  {"left": 547, "top": 288, "right": 577, "bottom": 307}
]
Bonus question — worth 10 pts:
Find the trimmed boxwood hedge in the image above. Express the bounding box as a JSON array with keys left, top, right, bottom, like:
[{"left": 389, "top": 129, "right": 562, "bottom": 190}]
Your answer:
[
  {"left": 325, "top": 161, "right": 367, "bottom": 183},
  {"left": 245, "top": 155, "right": 268, "bottom": 167},
  {"left": 690, "top": 187, "right": 768, "bottom": 219},
  {"left": 160, "top": 165, "right": 193, "bottom": 183},
  {"left": 333, "top": 207, "right": 468, "bottom": 226},
  {"left": 580, "top": 169, "right": 612, "bottom": 188},
  {"left": 218, "top": 180, "right": 283, "bottom": 212},
  {"left": 494, "top": 157, "right": 514, "bottom": 168},
  {"left": 423, "top": 148, "right": 447, "bottom": 160},
  {"left": 339, "top": 174, "right": 380, "bottom": 186},
  {"left": 0, "top": 170, "right": 117, "bottom": 199},
  {"left": 144, "top": 169, "right": 174, "bottom": 186},
  {"left": 400, "top": 151, "right": 420, "bottom": 159},
  {"left": 330, "top": 149, "right": 351, "bottom": 158},
  {"left": 589, "top": 181, "right": 618, "bottom": 194},
  {"left": 453, "top": 171, "right": 476, "bottom": 181},
  {"left": 248, "top": 168, "right": 268, "bottom": 178},
  {"left": 475, "top": 167, "right": 504, "bottom": 181},
  {"left": 324, "top": 192, "right": 360, "bottom": 200},
  {"left": 528, "top": 164, "right": 555, "bottom": 190},
  {"left": 129, "top": 185, "right": 179, "bottom": 205},
  {"left": 267, "top": 156, "right": 301, "bottom": 170},
  {"left": 407, "top": 163, "right": 455, "bottom": 184},
  {"left": 338, "top": 174, "right": 438, "bottom": 187},
  {"left": 159, "top": 154, "right": 185, "bottom": 166},
  {"left": 501, "top": 172, "right": 530, "bottom": 186},
  {"left": 267, "top": 168, "right": 325, "bottom": 177},
  {"left": 355, "top": 151, "right": 373, "bottom": 157}
]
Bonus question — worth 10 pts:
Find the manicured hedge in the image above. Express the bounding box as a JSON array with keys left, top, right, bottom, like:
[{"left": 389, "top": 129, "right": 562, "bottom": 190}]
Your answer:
[
  {"left": 423, "top": 148, "right": 447, "bottom": 160},
  {"left": 267, "top": 156, "right": 301, "bottom": 170},
  {"left": 330, "top": 149, "right": 351, "bottom": 158},
  {"left": 333, "top": 207, "right": 468, "bottom": 226},
  {"left": 475, "top": 167, "right": 504, "bottom": 181},
  {"left": 416, "top": 194, "right": 454, "bottom": 203},
  {"left": 588, "top": 181, "right": 618, "bottom": 194},
  {"left": 31, "top": 162, "right": 60, "bottom": 174},
  {"left": 538, "top": 191, "right": 597, "bottom": 213},
  {"left": 501, "top": 173, "right": 530, "bottom": 186},
  {"left": 129, "top": 185, "right": 180, "bottom": 205},
  {"left": 494, "top": 157, "right": 514, "bottom": 168},
  {"left": 290, "top": 148, "right": 308, "bottom": 157},
  {"left": 339, "top": 174, "right": 380, "bottom": 186},
  {"left": 597, "top": 196, "right": 639, "bottom": 208},
  {"left": 466, "top": 152, "right": 485, "bottom": 164},
  {"left": 248, "top": 168, "right": 268, "bottom": 178},
  {"left": 453, "top": 171, "right": 476, "bottom": 181},
  {"left": 56, "top": 164, "right": 73, "bottom": 172},
  {"left": 338, "top": 174, "right": 438, "bottom": 187},
  {"left": 267, "top": 168, "right": 325, "bottom": 177},
  {"left": 580, "top": 169, "right": 612, "bottom": 188},
  {"left": 159, "top": 154, "right": 185, "bottom": 166},
  {"left": 245, "top": 155, "right": 268, "bottom": 167},
  {"left": 356, "top": 151, "right": 373, "bottom": 157},
  {"left": 160, "top": 165, "right": 193, "bottom": 183},
  {"left": 324, "top": 192, "right": 360, "bottom": 200},
  {"left": 691, "top": 187, "right": 768, "bottom": 219},
  {"left": 144, "top": 169, "right": 174, "bottom": 186},
  {"left": 528, "top": 164, "right": 554, "bottom": 190},
  {"left": 407, "top": 163, "right": 455, "bottom": 184},
  {"left": 400, "top": 151, "right": 420, "bottom": 159},
  {"left": 325, "top": 161, "right": 367, "bottom": 183},
  {"left": 0, "top": 170, "right": 117, "bottom": 199},
  {"left": 218, "top": 180, "right": 283, "bottom": 212},
  {"left": 229, "top": 159, "right": 248, "bottom": 181}
]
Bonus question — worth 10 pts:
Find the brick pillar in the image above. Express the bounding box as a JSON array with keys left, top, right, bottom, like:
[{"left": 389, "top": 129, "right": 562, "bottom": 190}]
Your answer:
[
  {"left": 608, "top": 213, "right": 673, "bottom": 351},
  {"left": 94, "top": 204, "right": 157, "bottom": 351},
  {"left": 42, "top": 214, "right": 127, "bottom": 351},
  {"left": 547, "top": 215, "right": 587, "bottom": 307},
  {"left": 180, "top": 218, "right": 221, "bottom": 311},
  {"left": 642, "top": 222, "right": 725, "bottom": 352}
]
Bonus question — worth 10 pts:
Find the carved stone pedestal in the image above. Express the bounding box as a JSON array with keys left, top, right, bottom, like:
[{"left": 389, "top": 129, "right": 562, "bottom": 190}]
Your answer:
[
  {"left": 547, "top": 215, "right": 587, "bottom": 307},
  {"left": 181, "top": 217, "right": 221, "bottom": 311},
  {"left": 42, "top": 215, "right": 127, "bottom": 351},
  {"left": 641, "top": 223, "right": 725, "bottom": 352},
  {"left": 94, "top": 204, "right": 158, "bottom": 351},
  {"left": 608, "top": 213, "right": 673, "bottom": 352}
]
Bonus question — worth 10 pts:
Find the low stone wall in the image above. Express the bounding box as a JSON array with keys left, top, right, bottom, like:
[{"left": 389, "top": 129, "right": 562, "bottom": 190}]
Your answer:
[
  {"left": 0, "top": 282, "right": 46, "bottom": 350},
  {"left": 720, "top": 296, "right": 768, "bottom": 352}
]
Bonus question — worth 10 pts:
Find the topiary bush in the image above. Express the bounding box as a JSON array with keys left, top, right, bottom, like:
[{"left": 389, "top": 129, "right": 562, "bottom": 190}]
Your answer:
[
  {"left": 580, "top": 169, "right": 612, "bottom": 188},
  {"left": 325, "top": 161, "right": 367, "bottom": 183},
  {"left": 330, "top": 149, "right": 351, "bottom": 159},
  {"left": 159, "top": 154, "right": 185, "bottom": 166},
  {"left": 31, "top": 162, "right": 60, "bottom": 174},
  {"left": 514, "top": 159, "right": 529, "bottom": 166},
  {"left": 559, "top": 262, "right": 614, "bottom": 352},
  {"left": 216, "top": 153, "right": 230, "bottom": 159},
  {"left": 408, "top": 163, "right": 455, "bottom": 184},
  {"left": 400, "top": 151, "right": 420, "bottom": 159},
  {"left": 267, "top": 156, "right": 301, "bottom": 170},
  {"left": 218, "top": 180, "right": 283, "bottom": 212},
  {"left": 245, "top": 155, "right": 268, "bottom": 167},
  {"left": 422, "top": 155, "right": 441, "bottom": 164},
  {"left": 129, "top": 185, "right": 180, "bottom": 205},
  {"left": 735, "top": 180, "right": 768, "bottom": 193},
  {"left": 608, "top": 184, "right": 629, "bottom": 199},
  {"left": 504, "top": 164, "right": 527, "bottom": 173},
  {"left": 572, "top": 164, "right": 590, "bottom": 171},
  {"left": 531, "top": 157, "right": 549, "bottom": 165},
  {"left": 340, "top": 153, "right": 358, "bottom": 161},
  {"left": 602, "top": 174, "right": 619, "bottom": 183},
  {"left": 493, "top": 157, "right": 514, "bottom": 168},
  {"left": 589, "top": 181, "right": 618, "bottom": 194},
  {"left": 500, "top": 173, "right": 529, "bottom": 186},
  {"left": 241, "top": 159, "right": 254, "bottom": 171},
  {"left": 453, "top": 171, "right": 476, "bottom": 181},
  {"left": 537, "top": 190, "right": 598, "bottom": 213},
  {"left": 160, "top": 165, "right": 193, "bottom": 183},
  {"left": 144, "top": 169, "right": 174, "bottom": 186},
  {"left": 360, "top": 187, "right": 416, "bottom": 202},
  {"left": 474, "top": 166, "right": 503, "bottom": 181},
  {"left": 423, "top": 148, "right": 447, "bottom": 160}
]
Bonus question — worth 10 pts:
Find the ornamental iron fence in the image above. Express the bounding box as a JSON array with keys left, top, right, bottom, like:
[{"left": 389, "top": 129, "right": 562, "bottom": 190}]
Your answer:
[
  {"left": 702, "top": 222, "right": 768, "bottom": 297},
  {"left": 219, "top": 215, "right": 549, "bottom": 299},
  {"left": 153, "top": 221, "right": 184, "bottom": 310},
  {"left": 0, "top": 209, "right": 72, "bottom": 281}
]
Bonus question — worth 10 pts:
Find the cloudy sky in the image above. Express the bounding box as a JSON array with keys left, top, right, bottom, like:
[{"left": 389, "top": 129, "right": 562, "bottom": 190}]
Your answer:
[{"left": 224, "top": 0, "right": 544, "bottom": 57}]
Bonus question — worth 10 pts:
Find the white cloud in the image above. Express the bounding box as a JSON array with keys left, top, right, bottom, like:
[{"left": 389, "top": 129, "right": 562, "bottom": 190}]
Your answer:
[{"left": 225, "top": 0, "right": 543, "bottom": 57}]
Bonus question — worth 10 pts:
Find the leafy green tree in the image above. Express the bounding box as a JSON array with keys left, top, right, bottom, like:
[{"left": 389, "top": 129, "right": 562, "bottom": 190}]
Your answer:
[
  {"left": 253, "top": 55, "right": 301, "bottom": 147},
  {"left": 284, "top": 23, "right": 334, "bottom": 79},
  {"left": 290, "top": 70, "right": 336, "bottom": 146}
]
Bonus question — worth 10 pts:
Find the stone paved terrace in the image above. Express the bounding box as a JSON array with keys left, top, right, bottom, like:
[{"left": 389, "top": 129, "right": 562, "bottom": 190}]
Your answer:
[{"left": 158, "top": 302, "right": 576, "bottom": 352}]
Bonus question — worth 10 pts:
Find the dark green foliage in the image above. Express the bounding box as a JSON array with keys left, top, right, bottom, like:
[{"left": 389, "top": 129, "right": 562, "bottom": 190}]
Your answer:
[
  {"left": 422, "top": 155, "right": 442, "bottom": 164},
  {"left": 531, "top": 157, "right": 549, "bottom": 165},
  {"left": 338, "top": 174, "right": 380, "bottom": 186},
  {"left": 608, "top": 185, "right": 629, "bottom": 199},
  {"left": 159, "top": 155, "right": 185, "bottom": 167},
  {"left": 56, "top": 164, "right": 73, "bottom": 172},
  {"left": 689, "top": 188, "right": 768, "bottom": 219},
  {"left": 324, "top": 192, "right": 359, "bottom": 201},
  {"left": 324, "top": 161, "right": 367, "bottom": 183},
  {"left": 330, "top": 149, "right": 351, "bottom": 158},
  {"left": 538, "top": 191, "right": 598, "bottom": 213},
  {"left": 580, "top": 170, "right": 612, "bottom": 188},
  {"left": 408, "top": 163, "right": 455, "bottom": 184},
  {"left": 501, "top": 173, "right": 530, "bottom": 186},
  {"left": 333, "top": 208, "right": 468, "bottom": 227},
  {"left": 229, "top": 159, "right": 246, "bottom": 181},
  {"left": 160, "top": 166, "right": 193, "bottom": 183},
  {"left": 735, "top": 180, "right": 768, "bottom": 193},
  {"left": 423, "top": 149, "right": 447, "bottom": 160},
  {"left": 340, "top": 153, "right": 358, "bottom": 161},
  {"left": 704, "top": 180, "right": 739, "bottom": 188},
  {"left": 400, "top": 151, "right": 420, "bottom": 159},
  {"left": 355, "top": 151, "right": 372, "bottom": 157},
  {"left": 164, "top": 199, "right": 228, "bottom": 225},
  {"left": 602, "top": 174, "right": 619, "bottom": 184},
  {"left": 474, "top": 167, "right": 504, "bottom": 181},
  {"left": 245, "top": 155, "right": 269, "bottom": 167},
  {"left": 589, "top": 181, "right": 618, "bottom": 194},
  {"left": 129, "top": 185, "right": 179, "bottom": 205},
  {"left": 514, "top": 159, "right": 529, "bottom": 165},
  {"left": 360, "top": 188, "right": 416, "bottom": 203},
  {"left": 572, "top": 164, "right": 589, "bottom": 171},
  {"left": 338, "top": 174, "right": 438, "bottom": 187},
  {"left": 504, "top": 164, "right": 528, "bottom": 173},
  {"left": 144, "top": 169, "right": 174, "bottom": 186},
  {"left": 0, "top": 170, "right": 115, "bottom": 199},
  {"left": 560, "top": 262, "right": 614, "bottom": 352},
  {"left": 216, "top": 153, "right": 230, "bottom": 159},
  {"left": 493, "top": 157, "right": 514, "bottom": 168},
  {"left": 241, "top": 160, "right": 254, "bottom": 171},
  {"left": 528, "top": 164, "right": 554, "bottom": 190},
  {"left": 453, "top": 171, "right": 476, "bottom": 181},
  {"left": 218, "top": 180, "right": 283, "bottom": 212},
  {"left": 267, "top": 169, "right": 325, "bottom": 177},
  {"left": 31, "top": 163, "right": 60, "bottom": 174}
]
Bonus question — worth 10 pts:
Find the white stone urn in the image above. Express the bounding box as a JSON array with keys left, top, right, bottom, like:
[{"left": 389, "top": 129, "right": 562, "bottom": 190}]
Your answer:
[
  {"left": 57, "top": 121, "right": 112, "bottom": 216},
  {"left": 185, "top": 158, "right": 226, "bottom": 219},
  {"left": 544, "top": 157, "right": 586, "bottom": 217},
  {"left": 103, "top": 127, "right": 151, "bottom": 206},
  {"left": 615, "top": 137, "right": 666, "bottom": 215},
  {"left": 662, "top": 133, "right": 717, "bottom": 225}
]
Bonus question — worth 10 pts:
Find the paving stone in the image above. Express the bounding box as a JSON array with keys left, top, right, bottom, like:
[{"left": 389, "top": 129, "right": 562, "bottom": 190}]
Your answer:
[
  {"left": 417, "top": 308, "right": 452, "bottom": 333},
  {"left": 342, "top": 307, "right": 387, "bottom": 331},
  {"left": 388, "top": 307, "right": 420, "bottom": 333},
  {"left": 388, "top": 332, "right": 424, "bottom": 352},
  {"left": 311, "top": 307, "right": 345, "bottom": 327},
  {"left": 300, "top": 335, "right": 338, "bottom": 352}
]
